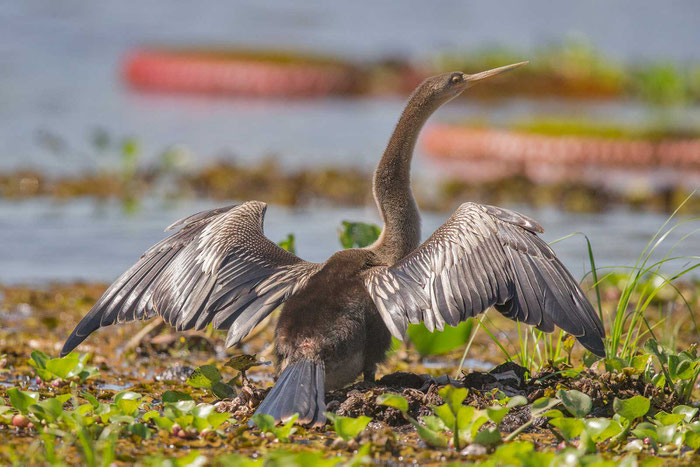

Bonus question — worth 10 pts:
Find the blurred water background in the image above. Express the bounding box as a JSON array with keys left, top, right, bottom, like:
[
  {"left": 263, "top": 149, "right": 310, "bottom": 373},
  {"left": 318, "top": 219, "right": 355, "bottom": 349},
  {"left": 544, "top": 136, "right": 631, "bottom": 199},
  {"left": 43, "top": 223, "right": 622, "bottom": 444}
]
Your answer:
[{"left": 1, "top": 0, "right": 698, "bottom": 283}]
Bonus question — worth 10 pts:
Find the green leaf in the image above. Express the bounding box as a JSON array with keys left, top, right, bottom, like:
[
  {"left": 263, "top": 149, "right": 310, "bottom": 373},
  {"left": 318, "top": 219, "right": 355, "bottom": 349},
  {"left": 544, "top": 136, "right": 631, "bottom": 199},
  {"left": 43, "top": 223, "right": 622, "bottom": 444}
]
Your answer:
[
  {"left": 557, "top": 389, "right": 592, "bottom": 418},
  {"left": 432, "top": 403, "right": 455, "bottom": 427},
  {"left": 474, "top": 427, "right": 502, "bottom": 447},
  {"left": 152, "top": 416, "right": 174, "bottom": 431},
  {"left": 420, "top": 415, "right": 448, "bottom": 432},
  {"left": 115, "top": 391, "right": 141, "bottom": 416},
  {"left": 438, "top": 385, "right": 468, "bottom": 415},
  {"left": 406, "top": 320, "right": 474, "bottom": 356},
  {"left": 127, "top": 422, "right": 152, "bottom": 439},
  {"left": 549, "top": 417, "right": 584, "bottom": 440},
  {"left": 409, "top": 418, "right": 447, "bottom": 448},
  {"left": 277, "top": 234, "right": 296, "bottom": 255},
  {"left": 613, "top": 396, "right": 650, "bottom": 421},
  {"left": 654, "top": 411, "right": 685, "bottom": 426},
  {"left": 7, "top": 388, "right": 40, "bottom": 413},
  {"left": 377, "top": 393, "right": 408, "bottom": 414},
  {"left": 685, "top": 431, "right": 700, "bottom": 450},
  {"left": 46, "top": 353, "right": 81, "bottom": 380},
  {"left": 273, "top": 413, "right": 298, "bottom": 442},
  {"left": 224, "top": 354, "right": 266, "bottom": 372},
  {"left": 486, "top": 406, "right": 509, "bottom": 425},
  {"left": 162, "top": 391, "right": 193, "bottom": 403},
  {"left": 586, "top": 418, "right": 622, "bottom": 443},
  {"left": 211, "top": 381, "right": 236, "bottom": 400},
  {"left": 251, "top": 413, "right": 276, "bottom": 432},
  {"left": 338, "top": 221, "right": 381, "bottom": 249},
  {"left": 672, "top": 405, "right": 698, "bottom": 423},
  {"left": 207, "top": 412, "right": 230, "bottom": 430},
  {"left": 81, "top": 391, "right": 100, "bottom": 409},
  {"left": 530, "top": 397, "right": 560, "bottom": 417},
  {"left": 186, "top": 364, "right": 222, "bottom": 389},
  {"left": 506, "top": 396, "right": 528, "bottom": 408},
  {"left": 325, "top": 413, "right": 371, "bottom": 441},
  {"left": 29, "top": 350, "right": 50, "bottom": 370},
  {"left": 631, "top": 422, "right": 658, "bottom": 442}
]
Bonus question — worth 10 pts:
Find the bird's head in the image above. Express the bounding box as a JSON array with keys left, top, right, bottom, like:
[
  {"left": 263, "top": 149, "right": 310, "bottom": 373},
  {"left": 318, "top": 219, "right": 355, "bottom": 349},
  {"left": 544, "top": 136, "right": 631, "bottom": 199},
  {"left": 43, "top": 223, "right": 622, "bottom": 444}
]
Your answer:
[{"left": 418, "top": 61, "right": 528, "bottom": 107}]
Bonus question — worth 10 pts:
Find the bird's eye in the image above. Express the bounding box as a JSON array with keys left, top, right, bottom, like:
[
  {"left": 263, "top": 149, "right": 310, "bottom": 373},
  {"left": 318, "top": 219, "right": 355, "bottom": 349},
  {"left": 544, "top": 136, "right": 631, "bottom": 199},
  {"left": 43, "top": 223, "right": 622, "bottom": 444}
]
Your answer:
[{"left": 450, "top": 73, "right": 463, "bottom": 84}]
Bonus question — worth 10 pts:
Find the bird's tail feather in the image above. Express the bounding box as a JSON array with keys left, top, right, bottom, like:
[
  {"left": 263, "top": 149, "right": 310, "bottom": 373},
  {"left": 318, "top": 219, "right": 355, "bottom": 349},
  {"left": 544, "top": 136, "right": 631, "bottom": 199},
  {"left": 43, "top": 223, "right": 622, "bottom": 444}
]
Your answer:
[{"left": 252, "top": 360, "right": 326, "bottom": 425}]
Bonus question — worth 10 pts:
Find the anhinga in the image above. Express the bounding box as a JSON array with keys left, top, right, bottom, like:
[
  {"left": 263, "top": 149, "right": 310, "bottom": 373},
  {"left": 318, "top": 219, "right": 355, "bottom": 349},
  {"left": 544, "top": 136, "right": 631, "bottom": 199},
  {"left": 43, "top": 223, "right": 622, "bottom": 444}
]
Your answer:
[{"left": 62, "top": 62, "right": 605, "bottom": 425}]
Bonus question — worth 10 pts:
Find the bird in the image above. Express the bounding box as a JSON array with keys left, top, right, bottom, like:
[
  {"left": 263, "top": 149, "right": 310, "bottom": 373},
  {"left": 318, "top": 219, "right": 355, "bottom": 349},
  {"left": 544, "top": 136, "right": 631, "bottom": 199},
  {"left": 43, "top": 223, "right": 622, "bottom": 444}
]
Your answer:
[{"left": 61, "top": 62, "right": 605, "bottom": 426}]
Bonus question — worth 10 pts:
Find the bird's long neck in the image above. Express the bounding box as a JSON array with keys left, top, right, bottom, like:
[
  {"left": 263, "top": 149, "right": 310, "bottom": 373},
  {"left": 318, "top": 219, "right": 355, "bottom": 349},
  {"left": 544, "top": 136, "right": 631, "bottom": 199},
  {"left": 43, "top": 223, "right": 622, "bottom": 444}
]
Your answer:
[{"left": 369, "top": 88, "right": 437, "bottom": 264}]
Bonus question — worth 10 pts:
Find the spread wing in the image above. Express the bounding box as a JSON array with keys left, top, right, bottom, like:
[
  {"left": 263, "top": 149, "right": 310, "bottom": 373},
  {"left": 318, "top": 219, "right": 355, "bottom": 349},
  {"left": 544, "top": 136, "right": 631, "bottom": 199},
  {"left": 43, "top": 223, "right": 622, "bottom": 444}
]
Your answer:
[
  {"left": 363, "top": 202, "right": 605, "bottom": 356},
  {"left": 61, "top": 201, "right": 321, "bottom": 355}
]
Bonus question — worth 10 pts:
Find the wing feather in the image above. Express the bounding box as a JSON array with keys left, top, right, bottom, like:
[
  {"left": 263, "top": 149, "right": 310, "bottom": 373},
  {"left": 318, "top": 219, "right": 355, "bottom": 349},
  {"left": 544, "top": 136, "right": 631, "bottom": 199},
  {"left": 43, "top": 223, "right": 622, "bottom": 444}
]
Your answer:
[
  {"left": 61, "top": 201, "right": 321, "bottom": 356},
  {"left": 364, "top": 202, "right": 606, "bottom": 356}
]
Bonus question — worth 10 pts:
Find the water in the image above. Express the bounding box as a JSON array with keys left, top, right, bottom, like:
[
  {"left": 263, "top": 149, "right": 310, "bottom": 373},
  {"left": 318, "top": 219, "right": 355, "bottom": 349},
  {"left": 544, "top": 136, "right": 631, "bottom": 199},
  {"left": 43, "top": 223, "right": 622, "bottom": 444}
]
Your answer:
[
  {"left": 2, "top": 197, "right": 696, "bottom": 285},
  {"left": 2, "top": 1, "right": 700, "bottom": 173}
]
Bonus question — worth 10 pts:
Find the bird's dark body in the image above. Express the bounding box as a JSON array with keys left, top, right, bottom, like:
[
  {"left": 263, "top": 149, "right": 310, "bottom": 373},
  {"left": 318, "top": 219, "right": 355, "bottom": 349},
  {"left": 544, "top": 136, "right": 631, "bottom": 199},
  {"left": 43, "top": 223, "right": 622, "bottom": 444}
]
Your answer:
[{"left": 274, "top": 249, "right": 392, "bottom": 390}]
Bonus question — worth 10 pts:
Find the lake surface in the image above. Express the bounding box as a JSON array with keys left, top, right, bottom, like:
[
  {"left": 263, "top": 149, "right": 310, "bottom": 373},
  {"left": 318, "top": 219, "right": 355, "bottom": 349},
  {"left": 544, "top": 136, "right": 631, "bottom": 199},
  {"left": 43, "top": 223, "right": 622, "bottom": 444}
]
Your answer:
[
  {"left": 2, "top": 1, "right": 700, "bottom": 173},
  {"left": 3, "top": 197, "right": 696, "bottom": 285}
]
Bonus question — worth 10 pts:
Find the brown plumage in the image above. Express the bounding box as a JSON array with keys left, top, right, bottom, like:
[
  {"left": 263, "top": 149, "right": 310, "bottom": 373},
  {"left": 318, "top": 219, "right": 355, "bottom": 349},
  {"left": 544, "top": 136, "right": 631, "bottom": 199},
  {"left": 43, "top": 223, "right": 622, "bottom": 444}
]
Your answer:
[{"left": 62, "top": 62, "right": 605, "bottom": 426}]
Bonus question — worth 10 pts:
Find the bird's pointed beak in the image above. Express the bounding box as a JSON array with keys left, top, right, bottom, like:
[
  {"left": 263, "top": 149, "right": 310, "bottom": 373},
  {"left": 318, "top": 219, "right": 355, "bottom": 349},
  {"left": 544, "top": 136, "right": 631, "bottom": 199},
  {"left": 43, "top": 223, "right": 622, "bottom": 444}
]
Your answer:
[{"left": 465, "top": 61, "right": 528, "bottom": 84}]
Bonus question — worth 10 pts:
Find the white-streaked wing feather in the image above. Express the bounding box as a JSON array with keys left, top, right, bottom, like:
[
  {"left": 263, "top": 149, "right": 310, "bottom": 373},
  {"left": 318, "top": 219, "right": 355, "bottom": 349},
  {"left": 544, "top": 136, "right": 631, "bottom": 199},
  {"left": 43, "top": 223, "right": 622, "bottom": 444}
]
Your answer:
[
  {"left": 62, "top": 201, "right": 321, "bottom": 355},
  {"left": 363, "top": 202, "right": 605, "bottom": 356}
]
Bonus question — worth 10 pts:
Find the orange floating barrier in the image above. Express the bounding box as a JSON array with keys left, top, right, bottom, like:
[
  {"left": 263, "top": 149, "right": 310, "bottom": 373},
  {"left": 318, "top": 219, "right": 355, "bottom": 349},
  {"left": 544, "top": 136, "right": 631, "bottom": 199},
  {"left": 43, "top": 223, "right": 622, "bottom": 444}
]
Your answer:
[
  {"left": 123, "top": 48, "right": 361, "bottom": 98},
  {"left": 422, "top": 124, "right": 700, "bottom": 184}
]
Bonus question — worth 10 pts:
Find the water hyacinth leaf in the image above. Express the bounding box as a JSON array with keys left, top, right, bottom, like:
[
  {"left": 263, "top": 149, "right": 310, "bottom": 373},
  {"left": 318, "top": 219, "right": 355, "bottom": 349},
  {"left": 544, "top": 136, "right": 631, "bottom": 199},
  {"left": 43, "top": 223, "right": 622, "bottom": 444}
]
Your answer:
[
  {"left": 432, "top": 403, "right": 455, "bottom": 427},
  {"left": 685, "top": 431, "right": 700, "bottom": 450},
  {"left": 589, "top": 418, "right": 622, "bottom": 442},
  {"left": 654, "top": 411, "right": 685, "bottom": 426},
  {"left": 170, "top": 400, "right": 196, "bottom": 414},
  {"left": 162, "top": 390, "right": 193, "bottom": 403},
  {"left": 45, "top": 353, "right": 81, "bottom": 380},
  {"left": 506, "top": 396, "right": 528, "bottom": 408},
  {"left": 474, "top": 427, "right": 502, "bottom": 447},
  {"left": 420, "top": 415, "right": 448, "bottom": 432},
  {"left": 225, "top": 354, "right": 266, "bottom": 372},
  {"left": 251, "top": 413, "right": 276, "bottom": 432},
  {"left": 531, "top": 397, "right": 560, "bottom": 417},
  {"left": 613, "top": 396, "right": 650, "bottom": 421},
  {"left": 339, "top": 221, "right": 381, "bottom": 249},
  {"left": 377, "top": 393, "right": 408, "bottom": 413},
  {"left": 487, "top": 406, "right": 509, "bottom": 425},
  {"left": 152, "top": 416, "right": 174, "bottom": 431},
  {"left": 81, "top": 391, "right": 100, "bottom": 409},
  {"left": 406, "top": 321, "right": 473, "bottom": 356},
  {"left": 410, "top": 419, "right": 447, "bottom": 448},
  {"left": 631, "top": 354, "right": 652, "bottom": 371},
  {"left": 276, "top": 234, "right": 296, "bottom": 255},
  {"left": 186, "top": 365, "right": 222, "bottom": 389},
  {"left": 438, "top": 385, "right": 468, "bottom": 415},
  {"left": 192, "top": 405, "right": 215, "bottom": 419},
  {"left": 557, "top": 389, "right": 592, "bottom": 418},
  {"left": 549, "top": 418, "right": 584, "bottom": 440},
  {"left": 325, "top": 413, "right": 372, "bottom": 441},
  {"left": 624, "top": 439, "right": 644, "bottom": 452},
  {"left": 672, "top": 405, "right": 698, "bottom": 423},
  {"left": 127, "top": 422, "right": 152, "bottom": 439},
  {"left": 470, "top": 414, "right": 490, "bottom": 441},
  {"left": 207, "top": 412, "right": 230, "bottom": 430},
  {"left": 7, "top": 388, "right": 40, "bottom": 413},
  {"left": 115, "top": 391, "right": 142, "bottom": 415},
  {"left": 543, "top": 409, "right": 564, "bottom": 419},
  {"left": 631, "top": 422, "right": 658, "bottom": 442},
  {"left": 275, "top": 413, "right": 299, "bottom": 442},
  {"left": 211, "top": 381, "right": 236, "bottom": 400}
]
